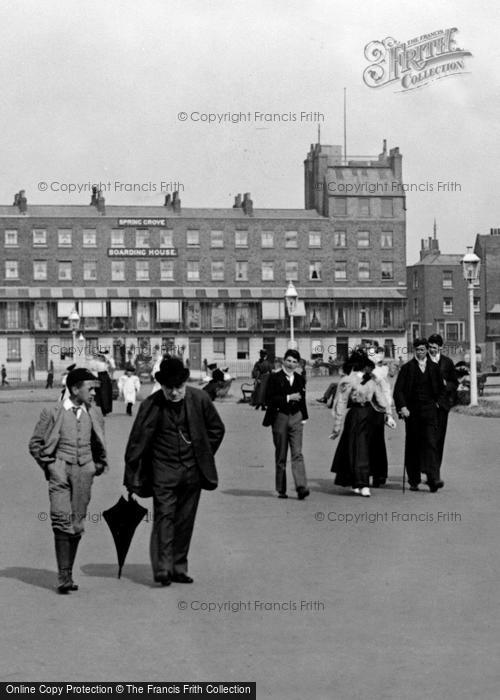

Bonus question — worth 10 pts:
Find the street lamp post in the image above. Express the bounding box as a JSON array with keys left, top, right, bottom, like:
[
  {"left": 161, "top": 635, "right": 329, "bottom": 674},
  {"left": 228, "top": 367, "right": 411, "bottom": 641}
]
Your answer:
[
  {"left": 285, "top": 281, "right": 298, "bottom": 350},
  {"left": 461, "top": 247, "right": 481, "bottom": 407},
  {"left": 68, "top": 308, "right": 80, "bottom": 361}
]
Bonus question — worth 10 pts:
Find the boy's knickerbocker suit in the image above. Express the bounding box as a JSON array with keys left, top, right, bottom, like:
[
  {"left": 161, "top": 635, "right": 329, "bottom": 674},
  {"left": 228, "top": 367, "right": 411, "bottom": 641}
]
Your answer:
[{"left": 29, "top": 400, "right": 107, "bottom": 592}]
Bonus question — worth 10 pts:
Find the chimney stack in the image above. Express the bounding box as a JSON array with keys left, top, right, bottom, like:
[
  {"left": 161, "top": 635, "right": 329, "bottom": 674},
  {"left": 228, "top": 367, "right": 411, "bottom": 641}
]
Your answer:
[
  {"left": 96, "top": 189, "right": 105, "bottom": 215},
  {"left": 13, "top": 190, "right": 27, "bottom": 213},
  {"left": 90, "top": 185, "right": 98, "bottom": 206},
  {"left": 233, "top": 194, "right": 242, "bottom": 208},
  {"left": 164, "top": 194, "right": 172, "bottom": 208},
  {"left": 241, "top": 192, "right": 253, "bottom": 216},
  {"left": 172, "top": 191, "right": 181, "bottom": 213}
]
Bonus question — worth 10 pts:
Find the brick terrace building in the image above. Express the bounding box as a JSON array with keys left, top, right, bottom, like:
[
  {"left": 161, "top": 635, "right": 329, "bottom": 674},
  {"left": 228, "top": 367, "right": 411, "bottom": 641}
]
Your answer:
[
  {"left": 474, "top": 229, "right": 500, "bottom": 368},
  {"left": 406, "top": 224, "right": 488, "bottom": 367},
  {"left": 0, "top": 140, "right": 407, "bottom": 380}
]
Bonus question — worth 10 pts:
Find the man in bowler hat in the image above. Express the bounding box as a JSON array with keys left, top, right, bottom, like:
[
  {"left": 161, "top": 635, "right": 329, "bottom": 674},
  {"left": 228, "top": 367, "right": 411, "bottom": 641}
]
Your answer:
[
  {"left": 123, "top": 357, "right": 225, "bottom": 586},
  {"left": 29, "top": 368, "right": 107, "bottom": 593}
]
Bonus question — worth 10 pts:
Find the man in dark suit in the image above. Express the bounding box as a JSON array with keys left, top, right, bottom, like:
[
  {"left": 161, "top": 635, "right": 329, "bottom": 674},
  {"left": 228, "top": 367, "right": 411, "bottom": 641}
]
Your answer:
[
  {"left": 393, "top": 338, "right": 446, "bottom": 492},
  {"left": 428, "top": 333, "right": 458, "bottom": 470},
  {"left": 124, "top": 358, "right": 225, "bottom": 586},
  {"left": 263, "top": 349, "right": 309, "bottom": 500},
  {"left": 29, "top": 368, "right": 107, "bottom": 594}
]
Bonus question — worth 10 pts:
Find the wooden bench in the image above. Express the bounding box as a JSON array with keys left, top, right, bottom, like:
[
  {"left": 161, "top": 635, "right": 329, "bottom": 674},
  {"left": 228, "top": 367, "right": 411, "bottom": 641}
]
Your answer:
[{"left": 240, "top": 382, "right": 254, "bottom": 403}]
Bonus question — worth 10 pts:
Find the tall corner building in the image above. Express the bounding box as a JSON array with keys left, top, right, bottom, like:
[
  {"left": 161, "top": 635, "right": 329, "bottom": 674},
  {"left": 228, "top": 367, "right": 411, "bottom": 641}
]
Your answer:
[
  {"left": 406, "top": 228, "right": 471, "bottom": 353},
  {"left": 1, "top": 140, "right": 407, "bottom": 379},
  {"left": 474, "top": 229, "right": 500, "bottom": 368}
]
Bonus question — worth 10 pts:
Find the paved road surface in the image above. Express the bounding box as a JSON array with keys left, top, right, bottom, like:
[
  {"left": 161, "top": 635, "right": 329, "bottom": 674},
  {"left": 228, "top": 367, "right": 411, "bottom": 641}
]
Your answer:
[{"left": 0, "top": 385, "right": 498, "bottom": 699}]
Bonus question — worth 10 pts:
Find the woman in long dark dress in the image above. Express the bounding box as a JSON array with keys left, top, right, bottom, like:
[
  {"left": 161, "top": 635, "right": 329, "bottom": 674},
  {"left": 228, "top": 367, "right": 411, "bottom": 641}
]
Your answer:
[
  {"left": 330, "top": 350, "right": 395, "bottom": 497},
  {"left": 251, "top": 350, "right": 273, "bottom": 410},
  {"left": 93, "top": 353, "right": 113, "bottom": 416}
]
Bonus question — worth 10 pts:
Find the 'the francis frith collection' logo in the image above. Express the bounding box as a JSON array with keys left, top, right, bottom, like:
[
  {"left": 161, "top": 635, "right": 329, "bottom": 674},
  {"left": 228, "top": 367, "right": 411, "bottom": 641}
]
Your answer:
[{"left": 363, "top": 28, "right": 472, "bottom": 91}]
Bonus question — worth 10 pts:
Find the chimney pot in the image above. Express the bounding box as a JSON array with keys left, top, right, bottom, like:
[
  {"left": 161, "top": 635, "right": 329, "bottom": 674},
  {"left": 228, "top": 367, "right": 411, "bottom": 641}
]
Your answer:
[
  {"left": 96, "top": 189, "right": 105, "bottom": 215},
  {"left": 242, "top": 192, "right": 253, "bottom": 216},
  {"left": 18, "top": 190, "right": 27, "bottom": 214},
  {"left": 172, "top": 191, "right": 181, "bottom": 212}
]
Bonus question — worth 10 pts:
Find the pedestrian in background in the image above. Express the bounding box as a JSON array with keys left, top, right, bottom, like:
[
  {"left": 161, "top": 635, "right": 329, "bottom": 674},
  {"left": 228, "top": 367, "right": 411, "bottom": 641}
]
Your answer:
[
  {"left": 1, "top": 364, "right": 9, "bottom": 386},
  {"left": 203, "top": 367, "right": 225, "bottom": 401},
  {"left": 393, "top": 338, "right": 446, "bottom": 492},
  {"left": 263, "top": 348, "right": 310, "bottom": 500},
  {"left": 60, "top": 363, "right": 76, "bottom": 401},
  {"left": 45, "top": 361, "right": 54, "bottom": 389},
  {"left": 428, "top": 333, "right": 458, "bottom": 471},
  {"left": 28, "top": 368, "right": 107, "bottom": 594},
  {"left": 118, "top": 365, "right": 141, "bottom": 416},
  {"left": 91, "top": 352, "right": 113, "bottom": 416},
  {"left": 251, "top": 349, "right": 273, "bottom": 410},
  {"left": 369, "top": 348, "right": 394, "bottom": 487},
  {"left": 330, "top": 350, "right": 395, "bottom": 498}
]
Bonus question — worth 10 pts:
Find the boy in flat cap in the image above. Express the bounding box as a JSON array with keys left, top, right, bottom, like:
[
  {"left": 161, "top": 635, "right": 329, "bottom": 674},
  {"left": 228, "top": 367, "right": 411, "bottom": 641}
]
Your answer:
[{"left": 29, "top": 368, "right": 107, "bottom": 593}]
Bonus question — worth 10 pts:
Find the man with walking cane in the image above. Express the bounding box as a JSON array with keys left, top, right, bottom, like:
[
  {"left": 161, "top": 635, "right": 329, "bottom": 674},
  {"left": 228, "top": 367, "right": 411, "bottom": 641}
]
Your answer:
[{"left": 393, "top": 339, "right": 446, "bottom": 493}]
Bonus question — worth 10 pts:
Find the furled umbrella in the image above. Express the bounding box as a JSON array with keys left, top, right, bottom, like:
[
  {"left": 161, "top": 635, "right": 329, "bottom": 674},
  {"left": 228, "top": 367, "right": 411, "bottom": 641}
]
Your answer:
[{"left": 103, "top": 493, "right": 148, "bottom": 578}]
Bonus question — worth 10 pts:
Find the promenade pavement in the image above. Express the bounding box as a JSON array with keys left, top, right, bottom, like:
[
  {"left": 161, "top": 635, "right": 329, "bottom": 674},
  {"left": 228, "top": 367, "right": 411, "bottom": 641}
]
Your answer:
[{"left": 0, "top": 380, "right": 498, "bottom": 699}]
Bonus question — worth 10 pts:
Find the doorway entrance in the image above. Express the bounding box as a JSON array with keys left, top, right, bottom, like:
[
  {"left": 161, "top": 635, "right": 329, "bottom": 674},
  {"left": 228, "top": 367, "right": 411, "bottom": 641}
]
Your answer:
[{"left": 189, "top": 338, "right": 201, "bottom": 370}]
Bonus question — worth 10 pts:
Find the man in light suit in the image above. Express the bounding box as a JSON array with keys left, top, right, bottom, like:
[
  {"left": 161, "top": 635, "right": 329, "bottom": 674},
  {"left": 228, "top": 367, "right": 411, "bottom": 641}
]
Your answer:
[
  {"left": 263, "top": 349, "right": 309, "bottom": 500},
  {"left": 29, "top": 368, "right": 107, "bottom": 593},
  {"left": 124, "top": 357, "right": 225, "bottom": 586},
  {"left": 428, "top": 333, "right": 458, "bottom": 470}
]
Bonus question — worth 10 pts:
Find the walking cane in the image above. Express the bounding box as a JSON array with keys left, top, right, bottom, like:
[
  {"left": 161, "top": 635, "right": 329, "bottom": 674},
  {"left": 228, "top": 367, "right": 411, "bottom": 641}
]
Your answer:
[{"left": 399, "top": 412, "right": 406, "bottom": 494}]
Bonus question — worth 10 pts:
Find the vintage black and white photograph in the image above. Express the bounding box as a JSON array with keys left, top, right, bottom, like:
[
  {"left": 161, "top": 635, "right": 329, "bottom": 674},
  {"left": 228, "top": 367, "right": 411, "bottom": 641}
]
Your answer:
[{"left": 0, "top": 1, "right": 499, "bottom": 698}]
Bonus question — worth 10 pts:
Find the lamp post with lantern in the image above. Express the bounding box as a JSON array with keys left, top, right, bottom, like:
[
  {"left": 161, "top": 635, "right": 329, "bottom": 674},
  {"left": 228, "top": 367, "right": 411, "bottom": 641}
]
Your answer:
[
  {"left": 285, "top": 281, "right": 298, "bottom": 350},
  {"left": 68, "top": 308, "right": 81, "bottom": 362},
  {"left": 461, "top": 247, "right": 481, "bottom": 407}
]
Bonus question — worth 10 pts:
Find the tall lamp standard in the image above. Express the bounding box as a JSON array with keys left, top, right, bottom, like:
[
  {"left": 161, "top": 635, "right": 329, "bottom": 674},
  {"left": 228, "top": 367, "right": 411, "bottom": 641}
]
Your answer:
[
  {"left": 285, "top": 281, "right": 298, "bottom": 350},
  {"left": 461, "top": 247, "right": 481, "bottom": 407},
  {"left": 68, "top": 308, "right": 80, "bottom": 361}
]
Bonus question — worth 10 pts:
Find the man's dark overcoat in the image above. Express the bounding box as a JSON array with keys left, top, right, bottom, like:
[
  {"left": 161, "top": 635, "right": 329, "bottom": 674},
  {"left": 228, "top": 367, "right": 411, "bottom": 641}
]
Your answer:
[
  {"left": 436, "top": 354, "right": 458, "bottom": 410},
  {"left": 123, "top": 386, "right": 225, "bottom": 497},
  {"left": 393, "top": 357, "right": 446, "bottom": 485},
  {"left": 393, "top": 358, "right": 446, "bottom": 412}
]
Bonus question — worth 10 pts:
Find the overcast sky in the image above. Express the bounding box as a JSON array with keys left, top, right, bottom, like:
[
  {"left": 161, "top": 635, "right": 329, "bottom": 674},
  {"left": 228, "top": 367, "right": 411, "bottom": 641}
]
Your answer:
[{"left": 0, "top": 0, "right": 497, "bottom": 263}]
